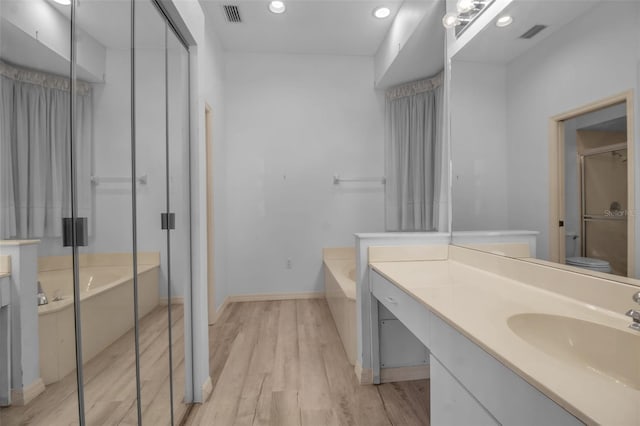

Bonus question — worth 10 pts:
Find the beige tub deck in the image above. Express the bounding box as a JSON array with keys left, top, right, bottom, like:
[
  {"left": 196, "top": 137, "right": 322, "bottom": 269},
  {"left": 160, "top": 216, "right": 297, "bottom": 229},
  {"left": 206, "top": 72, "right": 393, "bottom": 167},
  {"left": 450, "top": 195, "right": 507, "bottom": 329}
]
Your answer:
[{"left": 323, "top": 247, "right": 356, "bottom": 366}]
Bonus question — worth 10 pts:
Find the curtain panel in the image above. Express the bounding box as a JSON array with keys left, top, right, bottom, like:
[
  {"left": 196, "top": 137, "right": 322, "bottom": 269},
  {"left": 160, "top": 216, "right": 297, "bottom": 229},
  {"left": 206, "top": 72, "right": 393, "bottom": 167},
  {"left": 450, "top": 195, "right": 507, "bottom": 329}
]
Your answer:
[
  {"left": 0, "top": 62, "right": 93, "bottom": 239},
  {"left": 385, "top": 73, "right": 444, "bottom": 232}
]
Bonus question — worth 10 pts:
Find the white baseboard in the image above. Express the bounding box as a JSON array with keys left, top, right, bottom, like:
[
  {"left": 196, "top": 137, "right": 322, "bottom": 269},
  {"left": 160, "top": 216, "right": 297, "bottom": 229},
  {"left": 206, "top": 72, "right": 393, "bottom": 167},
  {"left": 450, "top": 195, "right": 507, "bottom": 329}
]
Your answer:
[
  {"left": 11, "top": 378, "right": 45, "bottom": 406},
  {"left": 211, "top": 292, "right": 324, "bottom": 325},
  {"left": 355, "top": 361, "right": 373, "bottom": 385},
  {"left": 159, "top": 296, "right": 184, "bottom": 305},
  {"left": 380, "top": 365, "right": 430, "bottom": 383}
]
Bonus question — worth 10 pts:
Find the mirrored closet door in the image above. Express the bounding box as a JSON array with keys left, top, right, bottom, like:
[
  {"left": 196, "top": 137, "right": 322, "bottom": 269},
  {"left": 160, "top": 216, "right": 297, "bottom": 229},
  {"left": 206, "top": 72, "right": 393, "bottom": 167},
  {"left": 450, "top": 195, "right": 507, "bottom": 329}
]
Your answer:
[
  {"left": 134, "top": 0, "right": 191, "bottom": 423},
  {"left": 0, "top": 0, "right": 191, "bottom": 424}
]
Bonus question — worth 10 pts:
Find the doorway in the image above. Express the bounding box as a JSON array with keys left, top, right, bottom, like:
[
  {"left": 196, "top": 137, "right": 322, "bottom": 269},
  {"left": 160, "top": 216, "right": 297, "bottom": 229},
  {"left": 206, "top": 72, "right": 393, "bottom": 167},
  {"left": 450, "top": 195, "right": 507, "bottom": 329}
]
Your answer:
[{"left": 549, "top": 91, "right": 635, "bottom": 276}]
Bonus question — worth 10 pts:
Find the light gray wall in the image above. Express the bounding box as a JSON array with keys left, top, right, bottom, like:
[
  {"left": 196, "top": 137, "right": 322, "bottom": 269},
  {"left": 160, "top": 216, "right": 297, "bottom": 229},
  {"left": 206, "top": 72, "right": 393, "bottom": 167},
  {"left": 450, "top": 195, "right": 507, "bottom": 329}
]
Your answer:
[
  {"left": 224, "top": 52, "right": 385, "bottom": 297},
  {"left": 202, "top": 23, "right": 228, "bottom": 312},
  {"left": 505, "top": 1, "right": 640, "bottom": 260},
  {"left": 451, "top": 61, "right": 509, "bottom": 231}
]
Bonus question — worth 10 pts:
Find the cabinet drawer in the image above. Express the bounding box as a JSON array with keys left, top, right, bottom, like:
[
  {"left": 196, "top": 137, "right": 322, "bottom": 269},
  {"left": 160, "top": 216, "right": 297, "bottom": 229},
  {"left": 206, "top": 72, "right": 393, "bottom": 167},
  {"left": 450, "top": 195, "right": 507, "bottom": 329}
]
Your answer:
[
  {"left": 430, "top": 314, "right": 583, "bottom": 426},
  {"left": 430, "top": 355, "right": 499, "bottom": 426},
  {"left": 370, "top": 269, "right": 431, "bottom": 348}
]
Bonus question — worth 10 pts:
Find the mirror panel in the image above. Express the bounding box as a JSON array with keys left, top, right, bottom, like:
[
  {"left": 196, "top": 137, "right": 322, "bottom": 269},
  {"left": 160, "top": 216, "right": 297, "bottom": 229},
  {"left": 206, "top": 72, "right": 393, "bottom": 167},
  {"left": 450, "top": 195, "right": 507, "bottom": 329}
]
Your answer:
[
  {"left": 450, "top": 0, "right": 640, "bottom": 286},
  {"left": 73, "top": 0, "right": 137, "bottom": 423},
  {"left": 166, "top": 24, "right": 190, "bottom": 422},
  {"left": 134, "top": 0, "right": 170, "bottom": 422},
  {"left": 0, "top": 0, "right": 81, "bottom": 423}
]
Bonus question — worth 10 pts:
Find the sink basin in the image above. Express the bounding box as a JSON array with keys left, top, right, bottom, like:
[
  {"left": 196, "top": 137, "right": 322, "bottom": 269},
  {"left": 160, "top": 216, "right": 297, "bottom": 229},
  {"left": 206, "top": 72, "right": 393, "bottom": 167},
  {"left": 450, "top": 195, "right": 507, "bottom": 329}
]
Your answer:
[{"left": 507, "top": 313, "right": 640, "bottom": 390}]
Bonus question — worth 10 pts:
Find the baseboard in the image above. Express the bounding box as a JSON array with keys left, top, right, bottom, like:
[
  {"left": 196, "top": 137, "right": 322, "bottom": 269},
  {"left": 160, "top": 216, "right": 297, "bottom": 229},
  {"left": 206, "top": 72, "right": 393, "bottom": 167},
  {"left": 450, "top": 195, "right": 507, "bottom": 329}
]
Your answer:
[
  {"left": 380, "top": 365, "right": 430, "bottom": 383},
  {"left": 227, "top": 292, "right": 324, "bottom": 303},
  {"left": 11, "top": 378, "right": 45, "bottom": 406},
  {"left": 355, "top": 361, "right": 373, "bottom": 385},
  {"left": 211, "top": 297, "right": 231, "bottom": 325},
  {"left": 159, "top": 296, "right": 184, "bottom": 305},
  {"left": 201, "top": 376, "right": 213, "bottom": 402}
]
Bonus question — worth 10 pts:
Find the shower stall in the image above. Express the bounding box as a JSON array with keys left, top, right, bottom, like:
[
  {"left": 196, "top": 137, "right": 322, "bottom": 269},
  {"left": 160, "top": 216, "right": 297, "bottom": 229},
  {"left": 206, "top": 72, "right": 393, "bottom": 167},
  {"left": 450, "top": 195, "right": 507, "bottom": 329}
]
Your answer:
[{"left": 0, "top": 0, "right": 193, "bottom": 424}]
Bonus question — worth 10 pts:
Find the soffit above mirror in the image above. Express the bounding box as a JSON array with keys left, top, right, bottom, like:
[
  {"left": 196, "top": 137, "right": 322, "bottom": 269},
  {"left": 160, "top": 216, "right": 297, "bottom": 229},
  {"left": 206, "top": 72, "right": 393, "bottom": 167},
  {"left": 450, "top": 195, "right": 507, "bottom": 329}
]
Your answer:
[{"left": 453, "top": 0, "right": 600, "bottom": 64}]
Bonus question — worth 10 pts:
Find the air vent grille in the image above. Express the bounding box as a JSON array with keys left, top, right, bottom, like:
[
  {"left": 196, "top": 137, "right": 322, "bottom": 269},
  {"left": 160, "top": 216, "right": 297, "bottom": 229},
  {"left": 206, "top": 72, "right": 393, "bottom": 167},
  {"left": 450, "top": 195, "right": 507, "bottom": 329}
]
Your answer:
[
  {"left": 519, "top": 25, "right": 547, "bottom": 39},
  {"left": 223, "top": 5, "right": 242, "bottom": 23}
]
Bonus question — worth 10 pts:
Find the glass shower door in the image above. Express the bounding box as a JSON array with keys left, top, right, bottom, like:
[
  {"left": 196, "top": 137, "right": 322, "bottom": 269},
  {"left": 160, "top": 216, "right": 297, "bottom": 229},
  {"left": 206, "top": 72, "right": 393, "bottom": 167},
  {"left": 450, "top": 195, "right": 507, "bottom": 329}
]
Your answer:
[{"left": 582, "top": 148, "right": 628, "bottom": 275}]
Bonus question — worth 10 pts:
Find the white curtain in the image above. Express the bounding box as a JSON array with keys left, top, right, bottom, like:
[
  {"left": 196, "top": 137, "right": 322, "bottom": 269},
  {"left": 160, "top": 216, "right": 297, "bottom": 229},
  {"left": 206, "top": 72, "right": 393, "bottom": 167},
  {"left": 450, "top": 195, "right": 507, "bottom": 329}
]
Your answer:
[
  {"left": 0, "top": 62, "right": 93, "bottom": 239},
  {"left": 385, "top": 73, "right": 444, "bottom": 232}
]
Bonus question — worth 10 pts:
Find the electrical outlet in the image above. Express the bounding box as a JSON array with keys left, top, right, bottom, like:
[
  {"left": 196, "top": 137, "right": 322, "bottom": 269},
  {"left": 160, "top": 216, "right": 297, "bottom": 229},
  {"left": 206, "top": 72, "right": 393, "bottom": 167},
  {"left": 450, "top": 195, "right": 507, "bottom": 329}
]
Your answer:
[{"left": 286, "top": 258, "right": 292, "bottom": 269}]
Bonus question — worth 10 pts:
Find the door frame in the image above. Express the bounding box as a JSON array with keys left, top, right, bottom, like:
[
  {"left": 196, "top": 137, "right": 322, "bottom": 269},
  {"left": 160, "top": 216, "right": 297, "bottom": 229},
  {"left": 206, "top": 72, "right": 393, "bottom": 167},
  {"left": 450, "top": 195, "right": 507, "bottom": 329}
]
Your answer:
[
  {"left": 548, "top": 90, "right": 635, "bottom": 276},
  {"left": 205, "top": 103, "right": 216, "bottom": 325}
]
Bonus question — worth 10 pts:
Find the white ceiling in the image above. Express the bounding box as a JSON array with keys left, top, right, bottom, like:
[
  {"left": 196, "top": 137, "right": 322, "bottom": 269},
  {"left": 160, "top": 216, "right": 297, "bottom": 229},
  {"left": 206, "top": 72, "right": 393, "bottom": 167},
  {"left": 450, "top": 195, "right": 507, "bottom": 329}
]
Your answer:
[{"left": 200, "top": 0, "right": 405, "bottom": 56}]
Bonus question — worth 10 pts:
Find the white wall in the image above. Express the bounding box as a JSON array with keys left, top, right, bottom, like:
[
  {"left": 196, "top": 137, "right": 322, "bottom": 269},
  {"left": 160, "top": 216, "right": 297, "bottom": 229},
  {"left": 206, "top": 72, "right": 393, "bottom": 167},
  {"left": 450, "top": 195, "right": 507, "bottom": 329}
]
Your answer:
[
  {"left": 202, "top": 24, "right": 228, "bottom": 312},
  {"left": 505, "top": 2, "right": 640, "bottom": 260},
  {"left": 91, "top": 49, "right": 132, "bottom": 256},
  {"left": 224, "top": 52, "right": 385, "bottom": 297},
  {"left": 451, "top": 61, "right": 509, "bottom": 231}
]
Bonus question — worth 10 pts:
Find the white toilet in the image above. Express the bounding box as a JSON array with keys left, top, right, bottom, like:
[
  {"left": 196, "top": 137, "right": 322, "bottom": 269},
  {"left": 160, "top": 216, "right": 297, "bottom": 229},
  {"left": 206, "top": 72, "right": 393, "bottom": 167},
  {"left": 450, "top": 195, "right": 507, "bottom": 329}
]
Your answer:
[
  {"left": 566, "top": 256, "right": 612, "bottom": 273},
  {"left": 564, "top": 232, "right": 612, "bottom": 273}
]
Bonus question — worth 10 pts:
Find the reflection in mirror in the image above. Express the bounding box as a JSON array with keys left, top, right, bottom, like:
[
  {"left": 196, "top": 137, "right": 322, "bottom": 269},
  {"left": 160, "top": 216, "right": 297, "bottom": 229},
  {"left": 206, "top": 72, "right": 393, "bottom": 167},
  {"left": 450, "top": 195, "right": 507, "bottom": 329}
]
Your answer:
[
  {"left": 0, "top": 0, "right": 81, "bottom": 423},
  {"left": 450, "top": 0, "right": 640, "bottom": 285}
]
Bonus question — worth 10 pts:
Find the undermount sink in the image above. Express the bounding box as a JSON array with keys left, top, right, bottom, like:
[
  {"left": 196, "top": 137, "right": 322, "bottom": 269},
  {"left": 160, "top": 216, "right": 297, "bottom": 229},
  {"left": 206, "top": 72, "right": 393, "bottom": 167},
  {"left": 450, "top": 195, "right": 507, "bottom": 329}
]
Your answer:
[{"left": 507, "top": 313, "right": 640, "bottom": 390}]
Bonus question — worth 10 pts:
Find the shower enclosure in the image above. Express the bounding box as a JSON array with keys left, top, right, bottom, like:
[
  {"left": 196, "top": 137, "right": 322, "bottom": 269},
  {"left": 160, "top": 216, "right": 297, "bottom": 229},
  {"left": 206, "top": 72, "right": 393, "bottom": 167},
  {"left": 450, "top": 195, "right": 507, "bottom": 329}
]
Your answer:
[
  {"left": 581, "top": 147, "right": 628, "bottom": 275},
  {"left": 0, "top": 0, "right": 192, "bottom": 424}
]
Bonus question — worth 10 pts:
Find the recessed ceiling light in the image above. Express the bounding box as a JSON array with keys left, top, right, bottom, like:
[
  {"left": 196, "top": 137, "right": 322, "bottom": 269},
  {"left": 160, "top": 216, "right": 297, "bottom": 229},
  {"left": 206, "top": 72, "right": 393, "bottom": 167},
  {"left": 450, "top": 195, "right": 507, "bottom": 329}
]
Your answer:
[
  {"left": 269, "top": 0, "right": 285, "bottom": 14},
  {"left": 53, "top": 0, "right": 71, "bottom": 5},
  {"left": 373, "top": 7, "right": 391, "bottom": 19},
  {"left": 496, "top": 15, "right": 513, "bottom": 27}
]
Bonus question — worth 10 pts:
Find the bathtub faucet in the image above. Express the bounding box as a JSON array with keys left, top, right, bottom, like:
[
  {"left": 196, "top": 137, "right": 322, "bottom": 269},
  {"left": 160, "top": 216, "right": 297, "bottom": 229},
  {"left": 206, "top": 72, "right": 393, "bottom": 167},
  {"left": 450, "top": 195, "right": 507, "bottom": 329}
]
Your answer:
[
  {"left": 37, "top": 281, "right": 48, "bottom": 306},
  {"left": 627, "top": 291, "right": 640, "bottom": 331}
]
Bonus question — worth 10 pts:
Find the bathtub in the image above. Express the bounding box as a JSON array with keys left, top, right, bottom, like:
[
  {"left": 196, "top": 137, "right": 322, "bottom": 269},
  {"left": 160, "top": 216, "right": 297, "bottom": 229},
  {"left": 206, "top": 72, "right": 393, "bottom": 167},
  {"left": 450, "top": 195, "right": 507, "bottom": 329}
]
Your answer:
[
  {"left": 37, "top": 253, "right": 160, "bottom": 385},
  {"left": 323, "top": 247, "right": 356, "bottom": 366}
]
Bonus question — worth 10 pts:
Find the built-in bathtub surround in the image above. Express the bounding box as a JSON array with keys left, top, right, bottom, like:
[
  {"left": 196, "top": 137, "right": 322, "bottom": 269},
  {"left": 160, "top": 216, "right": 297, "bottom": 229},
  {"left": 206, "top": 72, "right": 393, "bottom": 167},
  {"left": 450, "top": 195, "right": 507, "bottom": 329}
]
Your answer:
[
  {"left": 451, "top": 230, "right": 539, "bottom": 258},
  {"left": 0, "top": 240, "right": 44, "bottom": 405},
  {"left": 354, "top": 232, "right": 451, "bottom": 384},
  {"left": 368, "top": 244, "right": 640, "bottom": 425},
  {"left": 0, "top": 256, "right": 11, "bottom": 406},
  {"left": 323, "top": 247, "right": 356, "bottom": 366},
  {"left": 37, "top": 252, "right": 160, "bottom": 385}
]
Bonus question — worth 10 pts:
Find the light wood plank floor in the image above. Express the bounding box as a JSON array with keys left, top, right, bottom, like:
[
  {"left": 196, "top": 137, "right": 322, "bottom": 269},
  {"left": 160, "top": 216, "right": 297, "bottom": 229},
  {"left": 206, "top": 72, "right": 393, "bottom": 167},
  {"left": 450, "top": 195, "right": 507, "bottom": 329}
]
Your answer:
[
  {"left": 184, "top": 299, "right": 430, "bottom": 426},
  {"left": 0, "top": 305, "right": 187, "bottom": 426}
]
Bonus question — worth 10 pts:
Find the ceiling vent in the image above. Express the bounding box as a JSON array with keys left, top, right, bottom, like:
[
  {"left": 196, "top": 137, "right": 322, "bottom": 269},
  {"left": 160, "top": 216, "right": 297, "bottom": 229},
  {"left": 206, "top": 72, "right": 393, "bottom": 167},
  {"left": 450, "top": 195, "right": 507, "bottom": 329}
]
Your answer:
[
  {"left": 223, "top": 5, "right": 242, "bottom": 23},
  {"left": 519, "top": 25, "right": 547, "bottom": 39}
]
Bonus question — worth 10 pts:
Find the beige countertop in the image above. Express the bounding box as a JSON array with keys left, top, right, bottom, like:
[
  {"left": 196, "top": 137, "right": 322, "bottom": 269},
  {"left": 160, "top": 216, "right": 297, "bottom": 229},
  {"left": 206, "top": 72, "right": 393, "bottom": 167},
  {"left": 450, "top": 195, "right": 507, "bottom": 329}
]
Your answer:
[
  {"left": 0, "top": 273, "right": 9, "bottom": 279},
  {"left": 370, "top": 260, "right": 640, "bottom": 426}
]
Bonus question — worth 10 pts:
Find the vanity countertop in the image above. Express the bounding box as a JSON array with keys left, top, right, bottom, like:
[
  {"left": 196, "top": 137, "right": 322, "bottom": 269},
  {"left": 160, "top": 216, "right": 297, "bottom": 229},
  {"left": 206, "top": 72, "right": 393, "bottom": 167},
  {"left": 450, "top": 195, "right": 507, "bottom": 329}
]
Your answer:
[{"left": 370, "top": 259, "right": 640, "bottom": 426}]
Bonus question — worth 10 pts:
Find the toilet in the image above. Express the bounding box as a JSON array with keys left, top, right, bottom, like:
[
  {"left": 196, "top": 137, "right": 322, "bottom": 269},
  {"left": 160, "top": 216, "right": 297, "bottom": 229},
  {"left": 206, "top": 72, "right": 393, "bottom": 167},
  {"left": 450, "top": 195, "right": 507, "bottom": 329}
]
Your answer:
[{"left": 566, "top": 256, "right": 612, "bottom": 273}]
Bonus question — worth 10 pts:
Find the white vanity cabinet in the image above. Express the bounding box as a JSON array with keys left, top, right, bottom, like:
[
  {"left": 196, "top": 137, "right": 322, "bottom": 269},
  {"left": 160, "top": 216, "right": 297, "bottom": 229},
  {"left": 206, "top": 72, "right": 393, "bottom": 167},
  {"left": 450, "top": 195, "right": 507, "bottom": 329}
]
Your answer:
[
  {"left": 429, "top": 355, "right": 498, "bottom": 426},
  {"left": 370, "top": 268, "right": 584, "bottom": 426}
]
